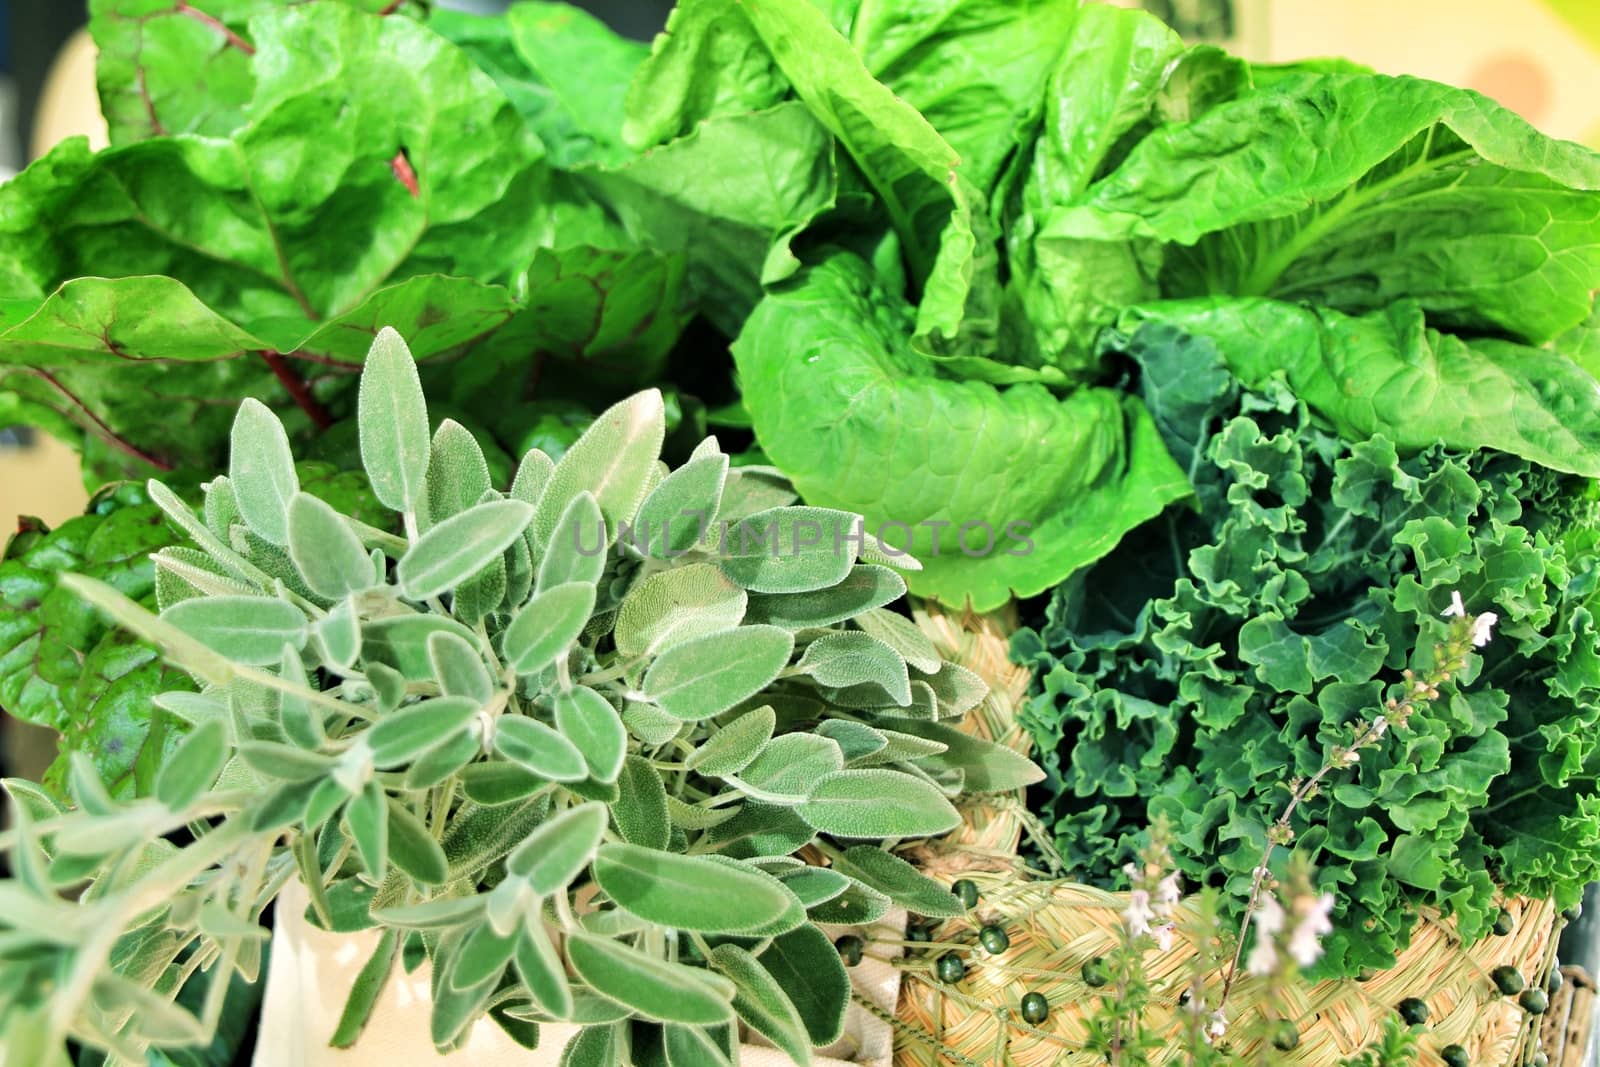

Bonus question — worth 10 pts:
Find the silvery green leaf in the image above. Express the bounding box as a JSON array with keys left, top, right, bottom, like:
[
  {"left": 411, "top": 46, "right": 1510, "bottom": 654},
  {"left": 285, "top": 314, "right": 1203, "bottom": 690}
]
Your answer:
[
  {"left": 854, "top": 608, "right": 941, "bottom": 673},
  {"left": 204, "top": 475, "right": 240, "bottom": 539},
  {"left": 506, "top": 802, "right": 608, "bottom": 893},
  {"left": 422, "top": 419, "right": 493, "bottom": 533},
  {"left": 96, "top": 973, "right": 209, "bottom": 1045},
  {"left": 611, "top": 756, "right": 669, "bottom": 849},
  {"left": 368, "top": 662, "right": 408, "bottom": 713},
  {"left": 796, "top": 632, "right": 911, "bottom": 706},
  {"left": 555, "top": 686, "right": 626, "bottom": 784},
  {"left": 386, "top": 798, "right": 449, "bottom": 885},
  {"left": 317, "top": 597, "right": 362, "bottom": 669},
  {"left": 642, "top": 626, "right": 793, "bottom": 721},
  {"left": 305, "top": 776, "right": 349, "bottom": 832},
  {"left": 502, "top": 528, "right": 535, "bottom": 608},
  {"left": 830, "top": 846, "right": 964, "bottom": 918},
  {"left": 743, "top": 564, "right": 907, "bottom": 629},
  {"left": 797, "top": 770, "right": 960, "bottom": 838},
  {"left": 566, "top": 932, "right": 735, "bottom": 1025},
  {"left": 432, "top": 933, "right": 501, "bottom": 1048},
  {"left": 537, "top": 491, "right": 607, "bottom": 591},
  {"left": 912, "top": 660, "right": 988, "bottom": 718},
  {"left": 251, "top": 779, "right": 317, "bottom": 831},
  {"left": 880, "top": 720, "right": 1045, "bottom": 792},
  {"left": 734, "top": 734, "right": 844, "bottom": 804},
  {"left": 591, "top": 844, "right": 793, "bottom": 934},
  {"left": 397, "top": 500, "right": 534, "bottom": 600},
  {"left": 278, "top": 643, "right": 324, "bottom": 750},
  {"left": 858, "top": 531, "right": 921, "bottom": 572},
  {"left": 501, "top": 581, "right": 595, "bottom": 675},
  {"left": 66, "top": 751, "right": 116, "bottom": 816},
  {"left": 346, "top": 782, "right": 389, "bottom": 881},
  {"left": 709, "top": 944, "right": 812, "bottom": 1067},
  {"left": 461, "top": 763, "right": 550, "bottom": 806},
  {"left": 451, "top": 553, "right": 506, "bottom": 628},
  {"left": 289, "top": 492, "right": 375, "bottom": 598},
  {"left": 717, "top": 507, "right": 859, "bottom": 594},
  {"left": 874, "top": 680, "right": 939, "bottom": 722},
  {"left": 863, "top": 727, "right": 949, "bottom": 764},
  {"left": 359, "top": 327, "right": 431, "bottom": 514},
  {"left": 717, "top": 467, "right": 799, "bottom": 522},
  {"left": 533, "top": 390, "right": 665, "bottom": 549},
  {"left": 666, "top": 794, "right": 742, "bottom": 831},
  {"left": 559, "top": 1025, "right": 617, "bottom": 1067},
  {"left": 372, "top": 895, "right": 486, "bottom": 930},
  {"left": 661, "top": 1025, "right": 735, "bottom": 1067},
  {"left": 330, "top": 929, "right": 398, "bottom": 1049},
  {"left": 403, "top": 730, "right": 480, "bottom": 791},
  {"left": 427, "top": 631, "right": 494, "bottom": 704},
  {"left": 685, "top": 705, "right": 775, "bottom": 778},
  {"left": 614, "top": 563, "right": 747, "bottom": 657},
  {"left": 363, "top": 614, "right": 480, "bottom": 681},
  {"left": 160, "top": 593, "right": 307, "bottom": 666},
  {"left": 510, "top": 449, "right": 556, "bottom": 508},
  {"left": 154, "top": 717, "right": 227, "bottom": 812},
  {"left": 229, "top": 398, "right": 299, "bottom": 546},
  {"left": 152, "top": 690, "right": 228, "bottom": 728},
  {"left": 631, "top": 452, "right": 728, "bottom": 558},
  {"left": 484, "top": 874, "right": 533, "bottom": 939},
  {"left": 759, "top": 925, "right": 850, "bottom": 1047},
  {"left": 450, "top": 924, "right": 516, "bottom": 992},
  {"left": 366, "top": 696, "right": 479, "bottom": 768},
  {"left": 154, "top": 546, "right": 257, "bottom": 608},
  {"left": 146, "top": 480, "right": 263, "bottom": 589},
  {"left": 197, "top": 900, "right": 271, "bottom": 941},
  {"left": 816, "top": 720, "right": 888, "bottom": 763},
  {"left": 238, "top": 741, "right": 335, "bottom": 782},
  {"left": 516, "top": 922, "right": 575, "bottom": 1020},
  {"left": 493, "top": 716, "right": 588, "bottom": 782},
  {"left": 775, "top": 867, "right": 850, "bottom": 908},
  {"left": 804, "top": 877, "right": 891, "bottom": 926},
  {"left": 622, "top": 700, "right": 683, "bottom": 746}
]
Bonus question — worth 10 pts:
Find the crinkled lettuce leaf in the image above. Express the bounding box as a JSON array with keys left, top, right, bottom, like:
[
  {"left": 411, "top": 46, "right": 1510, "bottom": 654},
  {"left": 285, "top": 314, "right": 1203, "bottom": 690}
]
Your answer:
[
  {"left": 1054, "top": 72, "right": 1600, "bottom": 345},
  {"left": 1121, "top": 297, "right": 1600, "bottom": 478},
  {"left": 733, "top": 251, "right": 1190, "bottom": 610}
]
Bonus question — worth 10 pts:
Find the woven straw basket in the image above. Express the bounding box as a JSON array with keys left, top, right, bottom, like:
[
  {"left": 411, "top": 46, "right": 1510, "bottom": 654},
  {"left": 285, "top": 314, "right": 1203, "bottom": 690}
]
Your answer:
[{"left": 891, "top": 603, "right": 1562, "bottom": 1067}]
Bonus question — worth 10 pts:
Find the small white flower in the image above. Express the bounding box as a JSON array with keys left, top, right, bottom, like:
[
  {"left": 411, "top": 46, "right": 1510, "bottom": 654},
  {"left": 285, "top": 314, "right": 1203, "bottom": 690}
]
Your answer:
[
  {"left": 1155, "top": 871, "right": 1183, "bottom": 911},
  {"left": 1288, "top": 893, "right": 1335, "bottom": 967},
  {"left": 1471, "top": 610, "right": 1498, "bottom": 647},
  {"left": 1206, "top": 1009, "right": 1228, "bottom": 1042},
  {"left": 1246, "top": 938, "right": 1279, "bottom": 977},
  {"left": 1371, "top": 715, "right": 1388, "bottom": 738},
  {"left": 1124, "top": 888, "right": 1154, "bottom": 938},
  {"left": 1247, "top": 895, "right": 1285, "bottom": 976},
  {"left": 1442, "top": 590, "right": 1467, "bottom": 618},
  {"left": 1152, "top": 922, "right": 1175, "bottom": 952}
]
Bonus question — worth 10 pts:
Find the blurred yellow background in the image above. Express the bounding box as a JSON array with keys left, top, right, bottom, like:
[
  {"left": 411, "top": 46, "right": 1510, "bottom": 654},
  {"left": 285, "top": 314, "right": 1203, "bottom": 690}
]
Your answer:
[{"left": 3, "top": 2, "right": 1599, "bottom": 532}]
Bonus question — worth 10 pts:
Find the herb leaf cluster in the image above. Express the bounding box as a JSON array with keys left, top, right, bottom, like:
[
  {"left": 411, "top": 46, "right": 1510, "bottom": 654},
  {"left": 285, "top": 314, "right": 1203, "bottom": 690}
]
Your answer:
[{"left": 0, "top": 329, "right": 1040, "bottom": 1063}]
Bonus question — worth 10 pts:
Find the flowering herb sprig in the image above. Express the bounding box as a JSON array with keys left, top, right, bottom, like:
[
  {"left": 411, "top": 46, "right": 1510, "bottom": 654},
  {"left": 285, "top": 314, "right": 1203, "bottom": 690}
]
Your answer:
[{"left": 1216, "top": 592, "right": 1500, "bottom": 1013}]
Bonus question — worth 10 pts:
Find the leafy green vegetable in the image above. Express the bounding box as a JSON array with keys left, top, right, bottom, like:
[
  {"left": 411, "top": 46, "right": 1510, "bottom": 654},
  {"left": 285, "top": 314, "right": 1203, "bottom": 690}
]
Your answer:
[
  {"left": 0, "top": 330, "right": 1036, "bottom": 1062},
  {"left": 733, "top": 251, "right": 1190, "bottom": 610},
  {"left": 1015, "top": 330, "right": 1600, "bottom": 976}
]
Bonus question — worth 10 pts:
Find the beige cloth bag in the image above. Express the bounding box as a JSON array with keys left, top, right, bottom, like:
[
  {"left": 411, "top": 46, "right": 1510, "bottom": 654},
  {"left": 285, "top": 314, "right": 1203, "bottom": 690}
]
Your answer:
[{"left": 254, "top": 881, "right": 903, "bottom": 1066}]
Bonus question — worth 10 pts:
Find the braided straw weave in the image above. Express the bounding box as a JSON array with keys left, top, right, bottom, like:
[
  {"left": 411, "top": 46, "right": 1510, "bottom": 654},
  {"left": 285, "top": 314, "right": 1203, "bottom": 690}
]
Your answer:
[{"left": 892, "top": 603, "right": 1561, "bottom": 1067}]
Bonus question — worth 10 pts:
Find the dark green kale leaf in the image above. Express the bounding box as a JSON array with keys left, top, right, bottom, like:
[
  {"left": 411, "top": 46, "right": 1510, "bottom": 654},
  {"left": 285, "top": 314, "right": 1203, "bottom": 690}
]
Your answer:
[{"left": 1015, "top": 325, "right": 1600, "bottom": 976}]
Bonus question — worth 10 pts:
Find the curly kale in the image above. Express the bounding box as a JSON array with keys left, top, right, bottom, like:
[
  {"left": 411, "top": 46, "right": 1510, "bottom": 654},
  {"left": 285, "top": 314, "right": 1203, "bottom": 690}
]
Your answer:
[{"left": 1014, "top": 321, "right": 1600, "bottom": 976}]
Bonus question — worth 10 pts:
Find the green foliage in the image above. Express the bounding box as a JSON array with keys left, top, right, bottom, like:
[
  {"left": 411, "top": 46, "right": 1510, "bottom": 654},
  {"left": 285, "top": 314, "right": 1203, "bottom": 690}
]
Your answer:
[
  {"left": 1015, "top": 331, "right": 1600, "bottom": 977},
  {"left": 0, "top": 330, "right": 1037, "bottom": 1063}
]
